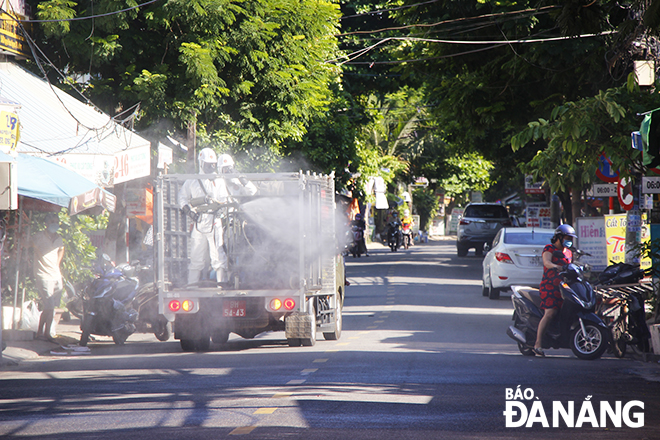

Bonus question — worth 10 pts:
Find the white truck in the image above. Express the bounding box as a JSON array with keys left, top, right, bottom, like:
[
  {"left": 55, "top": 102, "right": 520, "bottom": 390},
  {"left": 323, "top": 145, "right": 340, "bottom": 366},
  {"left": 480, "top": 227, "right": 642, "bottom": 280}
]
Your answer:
[{"left": 153, "top": 171, "right": 345, "bottom": 351}]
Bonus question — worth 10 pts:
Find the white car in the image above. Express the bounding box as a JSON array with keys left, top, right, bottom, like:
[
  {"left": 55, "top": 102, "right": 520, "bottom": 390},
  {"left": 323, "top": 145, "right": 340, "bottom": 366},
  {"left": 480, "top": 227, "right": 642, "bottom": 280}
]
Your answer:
[{"left": 482, "top": 227, "right": 555, "bottom": 300}]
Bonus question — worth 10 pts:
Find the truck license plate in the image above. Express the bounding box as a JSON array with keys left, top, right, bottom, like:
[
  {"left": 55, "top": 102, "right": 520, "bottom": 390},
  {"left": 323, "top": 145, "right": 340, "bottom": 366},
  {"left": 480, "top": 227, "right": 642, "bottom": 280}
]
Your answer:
[{"left": 223, "top": 300, "right": 246, "bottom": 317}]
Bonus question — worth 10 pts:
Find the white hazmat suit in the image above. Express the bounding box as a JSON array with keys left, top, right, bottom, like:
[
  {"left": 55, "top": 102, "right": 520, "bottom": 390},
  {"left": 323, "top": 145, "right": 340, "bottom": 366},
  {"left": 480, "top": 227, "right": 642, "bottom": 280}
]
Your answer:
[{"left": 179, "top": 149, "right": 226, "bottom": 284}]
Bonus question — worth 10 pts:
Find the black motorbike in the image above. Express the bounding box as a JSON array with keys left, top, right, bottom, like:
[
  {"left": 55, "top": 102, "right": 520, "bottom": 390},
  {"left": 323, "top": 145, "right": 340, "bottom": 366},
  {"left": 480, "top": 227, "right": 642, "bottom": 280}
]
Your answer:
[
  {"left": 507, "top": 260, "right": 609, "bottom": 360},
  {"left": 79, "top": 255, "right": 139, "bottom": 346},
  {"left": 595, "top": 262, "right": 650, "bottom": 358},
  {"left": 387, "top": 221, "right": 402, "bottom": 252}
]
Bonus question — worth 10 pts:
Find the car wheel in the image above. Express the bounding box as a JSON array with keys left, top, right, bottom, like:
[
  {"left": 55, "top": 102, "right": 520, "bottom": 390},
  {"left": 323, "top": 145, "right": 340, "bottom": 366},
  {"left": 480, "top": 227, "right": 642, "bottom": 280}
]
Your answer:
[
  {"left": 457, "top": 244, "right": 468, "bottom": 257},
  {"left": 488, "top": 275, "right": 500, "bottom": 300},
  {"left": 475, "top": 243, "right": 484, "bottom": 256},
  {"left": 482, "top": 278, "right": 489, "bottom": 296}
]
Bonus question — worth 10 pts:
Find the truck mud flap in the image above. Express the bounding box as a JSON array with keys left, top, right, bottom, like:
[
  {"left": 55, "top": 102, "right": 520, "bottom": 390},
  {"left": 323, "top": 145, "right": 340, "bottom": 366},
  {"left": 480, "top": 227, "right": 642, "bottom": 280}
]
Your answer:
[{"left": 285, "top": 312, "right": 314, "bottom": 339}]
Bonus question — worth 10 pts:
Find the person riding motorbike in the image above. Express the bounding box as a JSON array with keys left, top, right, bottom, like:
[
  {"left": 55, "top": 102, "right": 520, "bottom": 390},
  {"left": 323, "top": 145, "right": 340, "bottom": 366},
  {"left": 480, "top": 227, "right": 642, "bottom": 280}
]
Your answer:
[
  {"left": 350, "top": 213, "right": 368, "bottom": 257},
  {"left": 401, "top": 209, "right": 414, "bottom": 247},
  {"left": 533, "top": 224, "right": 576, "bottom": 357},
  {"left": 179, "top": 148, "right": 224, "bottom": 285}
]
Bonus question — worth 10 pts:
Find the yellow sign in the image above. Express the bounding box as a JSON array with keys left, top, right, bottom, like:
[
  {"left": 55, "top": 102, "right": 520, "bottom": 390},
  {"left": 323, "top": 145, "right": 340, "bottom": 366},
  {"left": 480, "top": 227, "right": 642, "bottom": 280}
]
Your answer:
[
  {"left": 604, "top": 214, "right": 651, "bottom": 269},
  {"left": 0, "top": 111, "right": 19, "bottom": 152},
  {"left": 0, "top": 10, "right": 30, "bottom": 58}
]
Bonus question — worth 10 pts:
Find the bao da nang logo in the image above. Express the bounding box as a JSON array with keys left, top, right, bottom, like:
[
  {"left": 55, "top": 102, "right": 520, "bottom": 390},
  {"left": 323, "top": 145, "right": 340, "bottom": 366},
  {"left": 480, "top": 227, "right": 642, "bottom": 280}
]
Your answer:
[{"left": 504, "top": 386, "right": 644, "bottom": 428}]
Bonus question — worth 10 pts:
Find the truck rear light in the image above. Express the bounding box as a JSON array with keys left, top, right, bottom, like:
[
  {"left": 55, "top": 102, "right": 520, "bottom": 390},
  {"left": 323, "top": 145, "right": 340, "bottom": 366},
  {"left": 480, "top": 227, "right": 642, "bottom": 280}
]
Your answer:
[
  {"left": 283, "top": 298, "right": 296, "bottom": 310},
  {"left": 169, "top": 300, "right": 181, "bottom": 312},
  {"left": 270, "top": 298, "right": 282, "bottom": 311},
  {"left": 182, "top": 299, "right": 194, "bottom": 312}
]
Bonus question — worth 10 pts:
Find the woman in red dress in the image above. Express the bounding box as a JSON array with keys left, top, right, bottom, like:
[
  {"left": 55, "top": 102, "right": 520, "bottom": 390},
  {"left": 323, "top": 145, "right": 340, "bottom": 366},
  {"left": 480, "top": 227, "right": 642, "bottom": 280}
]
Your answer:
[{"left": 533, "top": 224, "right": 576, "bottom": 356}]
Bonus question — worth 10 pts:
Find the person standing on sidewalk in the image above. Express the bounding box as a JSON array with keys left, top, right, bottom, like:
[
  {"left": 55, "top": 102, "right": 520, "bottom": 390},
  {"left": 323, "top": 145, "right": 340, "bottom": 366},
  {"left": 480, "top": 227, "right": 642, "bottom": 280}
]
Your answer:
[{"left": 31, "top": 213, "right": 65, "bottom": 341}]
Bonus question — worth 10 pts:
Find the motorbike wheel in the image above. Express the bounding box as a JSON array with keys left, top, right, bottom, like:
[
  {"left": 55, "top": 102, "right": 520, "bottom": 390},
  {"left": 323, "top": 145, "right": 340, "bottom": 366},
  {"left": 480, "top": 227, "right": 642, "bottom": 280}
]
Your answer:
[
  {"left": 518, "top": 342, "right": 536, "bottom": 356},
  {"left": 570, "top": 323, "right": 608, "bottom": 360},
  {"left": 112, "top": 330, "right": 128, "bottom": 346},
  {"left": 153, "top": 318, "right": 172, "bottom": 342},
  {"left": 79, "top": 314, "right": 94, "bottom": 347},
  {"left": 403, "top": 237, "right": 409, "bottom": 250},
  {"left": 611, "top": 320, "right": 627, "bottom": 358}
]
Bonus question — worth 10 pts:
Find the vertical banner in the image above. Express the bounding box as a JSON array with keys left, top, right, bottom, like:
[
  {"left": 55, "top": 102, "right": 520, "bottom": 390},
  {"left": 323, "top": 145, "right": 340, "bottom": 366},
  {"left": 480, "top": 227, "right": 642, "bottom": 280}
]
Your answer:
[{"left": 575, "top": 217, "right": 607, "bottom": 271}]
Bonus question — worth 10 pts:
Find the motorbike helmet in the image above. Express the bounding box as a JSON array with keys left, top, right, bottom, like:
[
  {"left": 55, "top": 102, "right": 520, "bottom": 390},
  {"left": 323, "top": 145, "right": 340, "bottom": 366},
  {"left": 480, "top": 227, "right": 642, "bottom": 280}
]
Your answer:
[
  {"left": 355, "top": 213, "right": 362, "bottom": 221},
  {"left": 218, "top": 154, "right": 235, "bottom": 174},
  {"left": 198, "top": 148, "right": 217, "bottom": 174},
  {"left": 555, "top": 224, "right": 577, "bottom": 238},
  {"left": 404, "top": 209, "right": 410, "bottom": 216}
]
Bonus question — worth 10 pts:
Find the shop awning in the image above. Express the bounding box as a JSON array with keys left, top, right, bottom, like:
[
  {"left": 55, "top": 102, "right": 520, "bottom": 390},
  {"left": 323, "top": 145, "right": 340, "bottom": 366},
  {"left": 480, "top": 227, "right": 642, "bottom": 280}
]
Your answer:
[
  {"left": 0, "top": 61, "right": 151, "bottom": 187},
  {"left": 0, "top": 152, "right": 116, "bottom": 214}
]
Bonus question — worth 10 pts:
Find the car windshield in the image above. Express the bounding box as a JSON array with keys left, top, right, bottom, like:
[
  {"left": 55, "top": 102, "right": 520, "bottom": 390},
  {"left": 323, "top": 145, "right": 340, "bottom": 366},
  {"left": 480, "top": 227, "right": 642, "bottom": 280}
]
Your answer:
[
  {"left": 464, "top": 205, "right": 508, "bottom": 218},
  {"left": 503, "top": 232, "right": 553, "bottom": 245}
]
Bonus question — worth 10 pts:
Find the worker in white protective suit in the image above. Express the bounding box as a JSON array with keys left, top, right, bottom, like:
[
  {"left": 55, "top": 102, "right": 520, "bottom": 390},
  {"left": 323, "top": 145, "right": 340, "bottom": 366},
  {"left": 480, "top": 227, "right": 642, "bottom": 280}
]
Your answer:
[
  {"left": 179, "top": 148, "right": 225, "bottom": 285},
  {"left": 213, "top": 154, "right": 258, "bottom": 283}
]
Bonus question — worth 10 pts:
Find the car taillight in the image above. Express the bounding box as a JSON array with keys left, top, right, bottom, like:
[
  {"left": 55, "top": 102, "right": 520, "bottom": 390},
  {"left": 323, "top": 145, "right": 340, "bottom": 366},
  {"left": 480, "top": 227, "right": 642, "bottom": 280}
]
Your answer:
[
  {"left": 495, "top": 252, "right": 514, "bottom": 264},
  {"left": 459, "top": 219, "right": 470, "bottom": 225},
  {"left": 169, "top": 300, "right": 181, "bottom": 312},
  {"left": 270, "top": 298, "right": 283, "bottom": 311}
]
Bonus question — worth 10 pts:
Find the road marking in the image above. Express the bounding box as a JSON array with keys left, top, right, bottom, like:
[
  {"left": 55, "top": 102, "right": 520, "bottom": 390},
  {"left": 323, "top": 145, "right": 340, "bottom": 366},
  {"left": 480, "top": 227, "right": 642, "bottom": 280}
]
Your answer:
[
  {"left": 272, "top": 393, "right": 292, "bottom": 398},
  {"left": 229, "top": 426, "right": 256, "bottom": 435},
  {"left": 313, "top": 358, "right": 328, "bottom": 363},
  {"left": 301, "top": 368, "right": 318, "bottom": 374},
  {"left": 287, "top": 379, "right": 306, "bottom": 385},
  {"left": 254, "top": 407, "right": 277, "bottom": 414},
  {"left": 378, "top": 315, "right": 389, "bottom": 318},
  {"left": 374, "top": 320, "right": 384, "bottom": 324}
]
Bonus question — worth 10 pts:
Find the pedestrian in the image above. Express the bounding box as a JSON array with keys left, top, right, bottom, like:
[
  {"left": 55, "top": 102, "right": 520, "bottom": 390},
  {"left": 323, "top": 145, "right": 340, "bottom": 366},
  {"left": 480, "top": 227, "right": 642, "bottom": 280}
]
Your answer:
[
  {"left": 533, "top": 224, "right": 575, "bottom": 357},
  {"left": 31, "top": 213, "right": 65, "bottom": 341}
]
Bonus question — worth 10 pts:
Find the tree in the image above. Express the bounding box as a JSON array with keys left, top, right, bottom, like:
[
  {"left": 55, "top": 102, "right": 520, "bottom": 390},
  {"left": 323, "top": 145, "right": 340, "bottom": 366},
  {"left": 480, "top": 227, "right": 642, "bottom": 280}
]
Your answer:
[
  {"left": 511, "top": 81, "right": 660, "bottom": 223},
  {"left": 28, "top": 0, "right": 343, "bottom": 158}
]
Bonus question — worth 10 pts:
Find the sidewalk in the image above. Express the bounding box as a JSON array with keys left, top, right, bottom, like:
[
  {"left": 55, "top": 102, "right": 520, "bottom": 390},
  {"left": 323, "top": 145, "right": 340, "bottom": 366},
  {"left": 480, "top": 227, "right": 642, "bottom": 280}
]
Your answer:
[{"left": 1, "top": 313, "right": 83, "bottom": 367}]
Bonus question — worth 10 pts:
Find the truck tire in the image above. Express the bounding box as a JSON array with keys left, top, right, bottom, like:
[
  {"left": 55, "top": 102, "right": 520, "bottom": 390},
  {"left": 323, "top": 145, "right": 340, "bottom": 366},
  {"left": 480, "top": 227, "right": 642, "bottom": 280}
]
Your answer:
[
  {"left": 212, "top": 329, "right": 229, "bottom": 345},
  {"left": 180, "top": 336, "right": 210, "bottom": 352},
  {"left": 323, "top": 300, "right": 342, "bottom": 341},
  {"left": 301, "top": 299, "right": 317, "bottom": 346},
  {"left": 288, "top": 338, "right": 302, "bottom": 347}
]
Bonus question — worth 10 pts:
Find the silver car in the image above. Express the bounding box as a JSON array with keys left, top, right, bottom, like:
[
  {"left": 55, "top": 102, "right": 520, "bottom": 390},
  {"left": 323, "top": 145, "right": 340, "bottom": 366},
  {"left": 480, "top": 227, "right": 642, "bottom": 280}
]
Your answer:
[
  {"left": 481, "top": 227, "right": 555, "bottom": 299},
  {"left": 457, "top": 203, "right": 511, "bottom": 257}
]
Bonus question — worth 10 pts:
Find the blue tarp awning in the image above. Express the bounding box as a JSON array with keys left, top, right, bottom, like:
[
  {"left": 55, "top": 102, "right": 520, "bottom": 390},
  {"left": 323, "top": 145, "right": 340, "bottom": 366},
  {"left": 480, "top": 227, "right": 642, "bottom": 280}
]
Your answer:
[{"left": 0, "top": 152, "right": 116, "bottom": 214}]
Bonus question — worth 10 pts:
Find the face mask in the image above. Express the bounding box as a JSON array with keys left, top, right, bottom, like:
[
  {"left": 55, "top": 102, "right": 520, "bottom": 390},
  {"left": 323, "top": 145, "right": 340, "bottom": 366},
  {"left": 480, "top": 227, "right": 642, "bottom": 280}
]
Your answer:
[
  {"left": 563, "top": 239, "right": 573, "bottom": 249},
  {"left": 47, "top": 223, "right": 59, "bottom": 233},
  {"left": 201, "top": 163, "right": 216, "bottom": 174}
]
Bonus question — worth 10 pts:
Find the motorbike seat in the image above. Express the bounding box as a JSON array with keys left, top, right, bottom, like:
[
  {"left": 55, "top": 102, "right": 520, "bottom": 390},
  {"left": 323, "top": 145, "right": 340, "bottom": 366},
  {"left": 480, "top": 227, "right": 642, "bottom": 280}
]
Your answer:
[{"left": 519, "top": 287, "right": 543, "bottom": 310}]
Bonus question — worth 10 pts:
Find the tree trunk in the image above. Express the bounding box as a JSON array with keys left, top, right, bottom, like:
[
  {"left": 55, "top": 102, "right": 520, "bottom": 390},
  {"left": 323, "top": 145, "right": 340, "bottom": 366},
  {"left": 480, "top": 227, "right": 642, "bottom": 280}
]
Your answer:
[
  {"left": 186, "top": 119, "right": 197, "bottom": 173},
  {"left": 570, "top": 185, "right": 583, "bottom": 225},
  {"left": 556, "top": 191, "right": 572, "bottom": 225}
]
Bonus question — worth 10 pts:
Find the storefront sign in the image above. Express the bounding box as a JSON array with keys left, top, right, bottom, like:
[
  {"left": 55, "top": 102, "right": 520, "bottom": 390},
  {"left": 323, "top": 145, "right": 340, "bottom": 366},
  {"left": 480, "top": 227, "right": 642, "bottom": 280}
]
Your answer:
[
  {"left": 526, "top": 206, "right": 551, "bottom": 228},
  {"left": 575, "top": 217, "right": 607, "bottom": 271}
]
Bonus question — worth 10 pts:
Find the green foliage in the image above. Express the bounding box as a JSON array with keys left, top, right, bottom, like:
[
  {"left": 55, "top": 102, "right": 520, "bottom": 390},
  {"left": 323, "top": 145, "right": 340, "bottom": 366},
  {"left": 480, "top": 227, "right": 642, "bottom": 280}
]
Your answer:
[
  {"left": 1, "top": 210, "right": 106, "bottom": 307},
  {"left": 511, "top": 86, "right": 660, "bottom": 195},
  {"left": 412, "top": 187, "right": 440, "bottom": 231}
]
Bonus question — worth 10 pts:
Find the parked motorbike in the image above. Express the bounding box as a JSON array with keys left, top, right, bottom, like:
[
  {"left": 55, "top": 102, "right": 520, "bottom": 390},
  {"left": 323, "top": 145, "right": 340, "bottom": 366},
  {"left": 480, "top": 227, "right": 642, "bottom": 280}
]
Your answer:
[
  {"left": 401, "top": 223, "right": 413, "bottom": 250},
  {"left": 387, "top": 221, "right": 402, "bottom": 252},
  {"left": 79, "top": 255, "right": 139, "bottom": 346},
  {"left": 506, "top": 260, "right": 609, "bottom": 360},
  {"left": 350, "top": 224, "right": 364, "bottom": 258},
  {"left": 133, "top": 281, "right": 172, "bottom": 342},
  {"left": 595, "top": 262, "right": 650, "bottom": 358}
]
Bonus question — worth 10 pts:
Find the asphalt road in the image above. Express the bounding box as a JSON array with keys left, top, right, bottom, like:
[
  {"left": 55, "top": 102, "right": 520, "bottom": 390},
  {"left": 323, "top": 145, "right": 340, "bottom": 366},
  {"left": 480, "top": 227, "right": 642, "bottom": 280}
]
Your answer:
[{"left": 1, "top": 239, "right": 659, "bottom": 440}]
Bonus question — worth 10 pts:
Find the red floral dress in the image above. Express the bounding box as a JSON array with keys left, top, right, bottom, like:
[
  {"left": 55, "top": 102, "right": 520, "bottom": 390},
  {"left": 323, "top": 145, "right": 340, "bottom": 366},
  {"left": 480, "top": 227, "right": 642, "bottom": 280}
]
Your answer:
[{"left": 538, "top": 244, "right": 572, "bottom": 310}]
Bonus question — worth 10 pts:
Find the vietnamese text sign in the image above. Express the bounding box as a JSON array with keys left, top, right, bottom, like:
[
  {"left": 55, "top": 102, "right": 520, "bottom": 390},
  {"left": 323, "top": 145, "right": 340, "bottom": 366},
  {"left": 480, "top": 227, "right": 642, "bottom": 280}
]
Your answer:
[
  {"left": 604, "top": 214, "right": 651, "bottom": 269},
  {"left": 526, "top": 206, "right": 551, "bottom": 228},
  {"left": 589, "top": 184, "right": 617, "bottom": 197},
  {"left": 0, "top": 111, "right": 19, "bottom": 153},
  {"left": 575, "top": 217, "right": 607, "bottom": 271}
]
